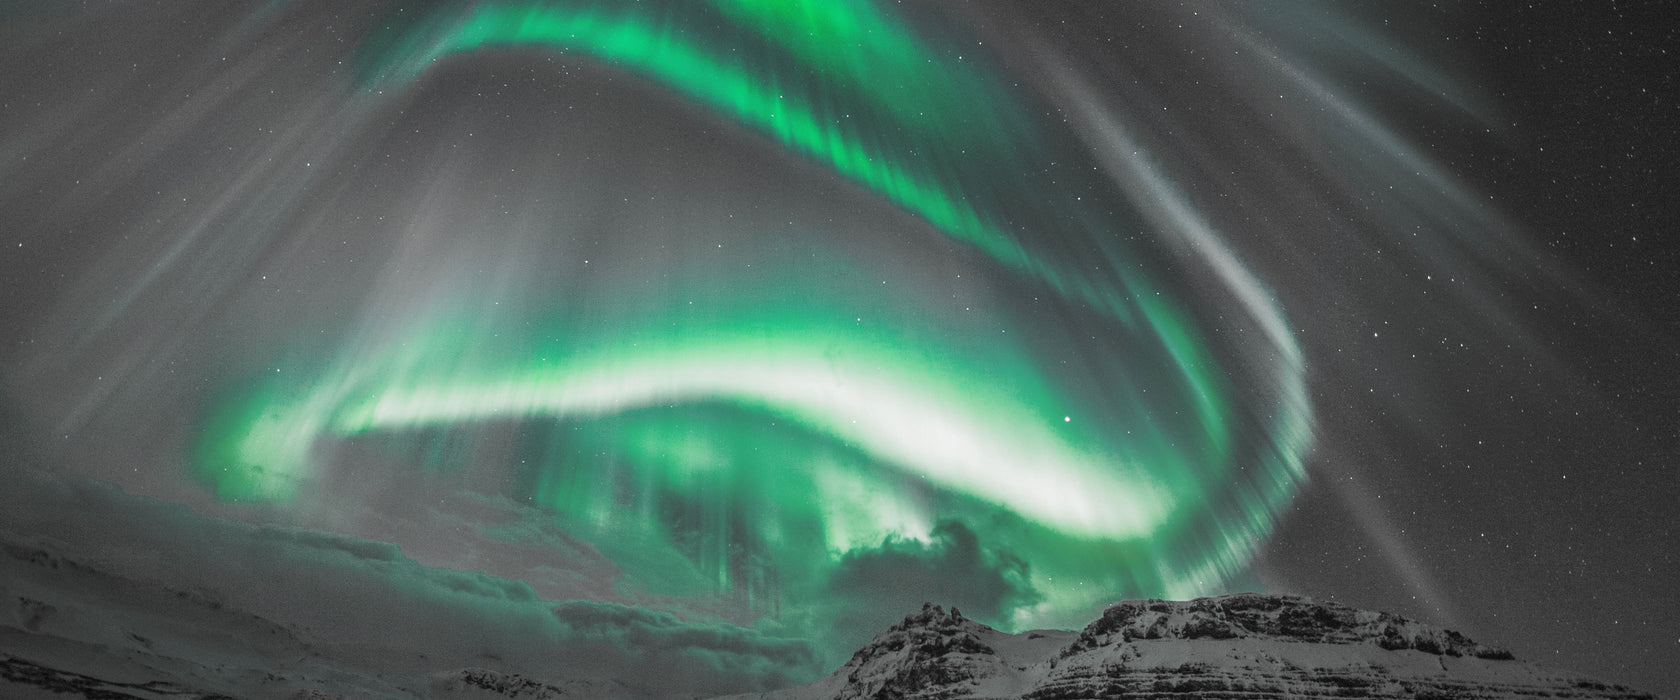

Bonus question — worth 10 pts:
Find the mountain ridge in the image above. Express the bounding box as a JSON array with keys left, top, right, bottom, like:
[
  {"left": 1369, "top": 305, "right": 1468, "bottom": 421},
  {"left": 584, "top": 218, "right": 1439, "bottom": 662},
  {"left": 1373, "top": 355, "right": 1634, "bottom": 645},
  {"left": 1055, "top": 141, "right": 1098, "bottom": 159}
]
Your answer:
[
  {"left": 727, "top": 594, "right": 1659, "bottom": 700},
  {"left": 1, "top": 527, "right": 1660, "bottom": 700}
]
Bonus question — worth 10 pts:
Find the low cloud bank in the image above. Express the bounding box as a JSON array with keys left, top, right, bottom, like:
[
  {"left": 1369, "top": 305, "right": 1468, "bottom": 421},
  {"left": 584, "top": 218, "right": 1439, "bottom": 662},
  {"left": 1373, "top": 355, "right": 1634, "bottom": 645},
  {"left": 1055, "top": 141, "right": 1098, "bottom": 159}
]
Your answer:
[{"left": 0, "top": 463, "right": 819, "bottom": 697}]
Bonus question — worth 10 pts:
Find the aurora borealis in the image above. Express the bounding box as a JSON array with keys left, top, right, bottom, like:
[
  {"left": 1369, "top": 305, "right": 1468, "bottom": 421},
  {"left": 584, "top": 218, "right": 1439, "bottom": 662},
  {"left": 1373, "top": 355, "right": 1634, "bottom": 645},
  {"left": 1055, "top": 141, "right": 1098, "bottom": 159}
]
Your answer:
[
  {"left": 2, "top": 1, "right": 1675, "bottom": 697},
  {"left": 186, "top": 0, "right": 1312, "bottom": 625}
]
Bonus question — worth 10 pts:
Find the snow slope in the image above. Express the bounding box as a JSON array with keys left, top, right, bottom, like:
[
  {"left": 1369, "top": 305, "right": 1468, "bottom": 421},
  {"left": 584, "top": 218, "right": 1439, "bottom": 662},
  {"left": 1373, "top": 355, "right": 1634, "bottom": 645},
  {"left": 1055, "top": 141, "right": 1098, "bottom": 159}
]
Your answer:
[{"left": 0, "top": 530, "right": 632, "bottom": 699}]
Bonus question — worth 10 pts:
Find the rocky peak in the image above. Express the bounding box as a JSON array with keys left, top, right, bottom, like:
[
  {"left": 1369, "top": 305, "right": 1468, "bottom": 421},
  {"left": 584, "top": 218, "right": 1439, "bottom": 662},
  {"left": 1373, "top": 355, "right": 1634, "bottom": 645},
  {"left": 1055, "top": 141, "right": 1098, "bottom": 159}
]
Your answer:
[
  {"left": 881, "top": 603, "right": 974, "bottom": 635},
  {"left": 834, "top": 603, "right": 1004, "bottom": 699}
]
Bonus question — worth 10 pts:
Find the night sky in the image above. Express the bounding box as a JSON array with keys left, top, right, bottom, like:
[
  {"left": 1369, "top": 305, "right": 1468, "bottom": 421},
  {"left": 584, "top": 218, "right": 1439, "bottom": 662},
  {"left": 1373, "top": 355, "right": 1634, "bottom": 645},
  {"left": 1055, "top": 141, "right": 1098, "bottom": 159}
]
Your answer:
[{"left": 0, "top": 1, "right": 1674, "bottom": 697}]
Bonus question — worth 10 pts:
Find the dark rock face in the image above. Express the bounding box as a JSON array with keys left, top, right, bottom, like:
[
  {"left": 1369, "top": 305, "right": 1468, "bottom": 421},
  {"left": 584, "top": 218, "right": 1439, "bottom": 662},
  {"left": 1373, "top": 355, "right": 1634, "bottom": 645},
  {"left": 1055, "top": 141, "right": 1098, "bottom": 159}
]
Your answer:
[
  {"left": 441, "top": 667, "right": 575, "bottom": 698},
  {"left": 1022, "top": 661, "right": 1656, "bottom": 700}
]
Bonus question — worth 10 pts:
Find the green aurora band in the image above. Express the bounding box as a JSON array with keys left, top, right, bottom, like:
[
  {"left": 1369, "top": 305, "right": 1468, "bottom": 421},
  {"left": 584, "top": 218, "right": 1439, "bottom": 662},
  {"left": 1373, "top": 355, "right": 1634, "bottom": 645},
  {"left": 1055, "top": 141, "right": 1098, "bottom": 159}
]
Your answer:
[{"left": 196, "top": 0, "right": 1311, "bottom": 634}]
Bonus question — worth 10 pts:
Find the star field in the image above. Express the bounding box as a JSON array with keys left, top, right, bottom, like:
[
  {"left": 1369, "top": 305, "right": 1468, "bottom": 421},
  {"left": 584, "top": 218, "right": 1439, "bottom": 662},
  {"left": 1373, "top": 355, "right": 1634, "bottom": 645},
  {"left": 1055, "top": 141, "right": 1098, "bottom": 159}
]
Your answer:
[{"left": 0, "top": 1, "right": 1673, "bottom": 696}]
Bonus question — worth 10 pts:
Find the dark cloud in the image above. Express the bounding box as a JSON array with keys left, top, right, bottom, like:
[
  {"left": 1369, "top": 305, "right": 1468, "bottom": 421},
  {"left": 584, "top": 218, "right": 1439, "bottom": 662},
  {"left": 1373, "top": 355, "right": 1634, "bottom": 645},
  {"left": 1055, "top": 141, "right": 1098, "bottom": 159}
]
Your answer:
[
  {"left": 820, "top": 520, "right": 1041, "bottom": 658},
  {"left": 551, "top": 601, "right": 816, "bottom": 680}
]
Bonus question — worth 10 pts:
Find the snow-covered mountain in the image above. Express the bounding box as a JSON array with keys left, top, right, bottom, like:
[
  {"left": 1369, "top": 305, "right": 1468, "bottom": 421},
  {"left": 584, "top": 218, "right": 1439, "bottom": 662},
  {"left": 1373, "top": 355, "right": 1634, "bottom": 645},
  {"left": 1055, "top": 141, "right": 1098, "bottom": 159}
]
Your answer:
[
  {"left": 728, "top": 595, "right": 1660, "bottom": 700},
  {"left": 0, "top": 530, "right": 639, "bottom": 699},
  {"left": 2, "top": 520, "right": 1660, "bottom": 699}
]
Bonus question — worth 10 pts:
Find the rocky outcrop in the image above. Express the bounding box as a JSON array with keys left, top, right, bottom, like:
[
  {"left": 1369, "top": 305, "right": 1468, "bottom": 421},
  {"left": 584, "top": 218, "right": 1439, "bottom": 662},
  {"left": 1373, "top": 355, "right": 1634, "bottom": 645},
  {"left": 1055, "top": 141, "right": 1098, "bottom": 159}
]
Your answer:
[
  {"left": 1064, "top": 593, "right": 1513, "bottom": 658},
  {"left": 833, "top": 604, "right": 1005, "bottom": 699}
]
